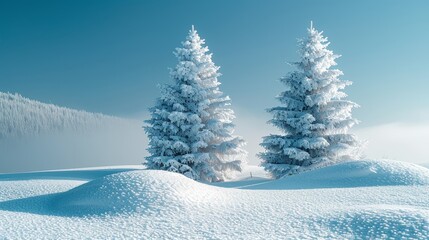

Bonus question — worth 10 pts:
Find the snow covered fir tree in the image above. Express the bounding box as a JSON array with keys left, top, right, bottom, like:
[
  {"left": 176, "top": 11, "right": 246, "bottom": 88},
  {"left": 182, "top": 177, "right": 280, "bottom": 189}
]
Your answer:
[
  {"left": 144, "top": 26, "right": 246, "bottom": 182},
  {"left": 259, "top": 22, "right": 361, "bottom": 178}
]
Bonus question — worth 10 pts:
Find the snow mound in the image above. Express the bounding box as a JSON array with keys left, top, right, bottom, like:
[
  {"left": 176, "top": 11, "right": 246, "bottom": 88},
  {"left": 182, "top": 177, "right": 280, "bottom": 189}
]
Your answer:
[
  {"left": 0, "top": 166, "right": 428, "bottom": 239},
  {"left": 52, "top": 170, "right": 224, "bottom": 215},
  {"left": 246, "top": 159, "right": 429, "bottom": 189}
]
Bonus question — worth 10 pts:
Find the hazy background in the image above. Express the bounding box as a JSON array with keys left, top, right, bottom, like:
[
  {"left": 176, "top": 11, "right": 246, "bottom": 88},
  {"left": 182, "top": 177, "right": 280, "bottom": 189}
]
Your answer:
[{"left": 1, "top": 0, "right": 428, "bottom": 171}]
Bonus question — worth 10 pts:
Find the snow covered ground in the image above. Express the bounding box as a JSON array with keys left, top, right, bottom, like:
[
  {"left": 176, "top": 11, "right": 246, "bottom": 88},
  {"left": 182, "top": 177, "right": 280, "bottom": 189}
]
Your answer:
[{"left": 0, "top": 159, "right": 428, "bottom": 239}]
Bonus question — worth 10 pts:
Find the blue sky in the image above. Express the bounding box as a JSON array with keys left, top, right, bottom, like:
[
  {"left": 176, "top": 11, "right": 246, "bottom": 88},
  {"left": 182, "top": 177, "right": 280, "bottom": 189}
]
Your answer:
[{"left": 1, "top": 0, "right": 428, "bottom": 128}]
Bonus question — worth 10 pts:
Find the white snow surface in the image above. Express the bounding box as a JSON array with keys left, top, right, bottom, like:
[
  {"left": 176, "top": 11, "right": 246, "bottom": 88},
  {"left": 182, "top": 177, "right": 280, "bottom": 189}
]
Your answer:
[
  {"left": 0, "top": 159, "right": 428, "bottom": 239},
  {"left": 242, "top": 159, "right": 429, "bottom": 190}
]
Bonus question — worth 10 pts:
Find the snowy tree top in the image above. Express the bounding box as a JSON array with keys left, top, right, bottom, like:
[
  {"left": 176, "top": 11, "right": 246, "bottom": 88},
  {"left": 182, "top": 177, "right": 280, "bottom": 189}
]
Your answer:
[{"left": 295, "top": 22, "right": 341, "bottom": 76}]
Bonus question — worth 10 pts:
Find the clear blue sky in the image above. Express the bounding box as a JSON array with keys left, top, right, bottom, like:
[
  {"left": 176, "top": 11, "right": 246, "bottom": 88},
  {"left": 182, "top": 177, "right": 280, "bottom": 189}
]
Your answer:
[{"left": 1, "top": 0, "right": 428, "bottom": 128}]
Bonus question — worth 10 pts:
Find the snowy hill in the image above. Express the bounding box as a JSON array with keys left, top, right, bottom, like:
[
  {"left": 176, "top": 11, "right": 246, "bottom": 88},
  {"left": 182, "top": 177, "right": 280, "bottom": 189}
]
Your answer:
[
  {"left": 0, "top": 159, "right": 428, "bottom": 239},
  {"left": 0, "top": 92, "right": 147, "bottom": 173},
  {"left": 0, "top": 92, "right": 124, "bottom": 138},
  {"left": 241, "top": 159, "right": 429, "bottom": 190}
]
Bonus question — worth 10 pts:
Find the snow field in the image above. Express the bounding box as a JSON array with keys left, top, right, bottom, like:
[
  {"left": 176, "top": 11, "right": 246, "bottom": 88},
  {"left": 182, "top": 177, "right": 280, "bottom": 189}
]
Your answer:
[
  {"left": 0, "top": 159, "right": 428, "bottom": 239},
  {"left": 242, "top": 159, "right": 429, "bottom": 190}
]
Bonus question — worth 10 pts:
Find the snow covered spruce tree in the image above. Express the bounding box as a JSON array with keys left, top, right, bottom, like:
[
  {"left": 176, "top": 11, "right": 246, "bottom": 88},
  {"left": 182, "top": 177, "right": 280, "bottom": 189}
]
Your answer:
[
  {"left": 259, "top": 22, "right": 361, "bottom": 178},
  {"left": 144, "top": 26, "right": 246, "bottom": 182}
]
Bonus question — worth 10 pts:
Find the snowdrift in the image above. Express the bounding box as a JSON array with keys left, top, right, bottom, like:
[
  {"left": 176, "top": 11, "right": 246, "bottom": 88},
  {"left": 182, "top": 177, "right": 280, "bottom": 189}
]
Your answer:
[
  {"left": 52, "top": 170, "right": 226, "bottom": 215},
  {"left": 0, "top": 164, "right": 428, "bottom": 239},
  {"left": 45, "top": 159, "right": 429, "bottom": 215},
  {"left": 244, "top": 159, "right": 429, "bottom": 190}
]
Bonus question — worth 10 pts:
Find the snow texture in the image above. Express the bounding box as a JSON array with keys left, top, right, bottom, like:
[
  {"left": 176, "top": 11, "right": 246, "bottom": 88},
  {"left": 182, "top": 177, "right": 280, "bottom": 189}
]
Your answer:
[
  {"left": 144, "top": 26, "right": 246, "bottom": 182},
  {"left": 243, "top": 159, "right": 429, "bottom": 190},
  {"left": 0, "top": 159, "right": 428, "bottom": 239},
  {"left": 260, "top": 23, "right": 361, "bottom": 178}
]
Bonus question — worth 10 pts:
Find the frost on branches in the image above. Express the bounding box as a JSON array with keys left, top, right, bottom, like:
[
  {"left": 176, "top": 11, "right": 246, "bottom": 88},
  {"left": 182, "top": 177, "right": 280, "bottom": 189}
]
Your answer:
[
  {"left": 259, "top": 23, "right": 361, "bottom": 178},
  {"left": 144, "top": 26, "right": 246, "bottom": 182}
]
